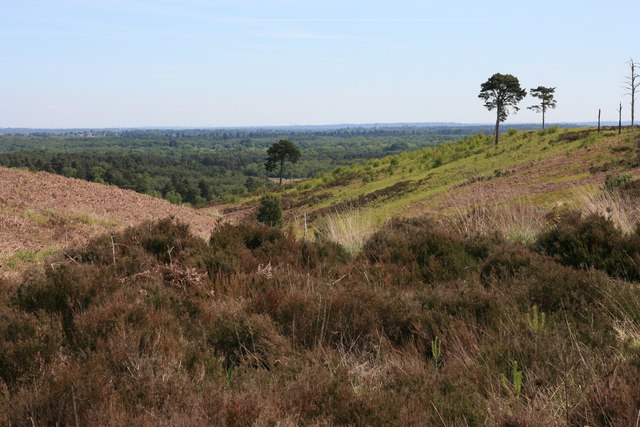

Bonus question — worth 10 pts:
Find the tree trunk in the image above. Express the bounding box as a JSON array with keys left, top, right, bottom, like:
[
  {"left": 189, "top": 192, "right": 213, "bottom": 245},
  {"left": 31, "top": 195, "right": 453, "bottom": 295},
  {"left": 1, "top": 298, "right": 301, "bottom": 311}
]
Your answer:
[
  {"left": 632, "top": 61, "right": 636, "bottom": 127},
  {"left": 598, "top": 109, "right": 601, "bottom": 133},
  {"left": 632, "top": 87, "right": 635, "bottom": 127},
  {"left": 494, "top": 108, "right": 500, "bottom": 145},
  {"left": 619, "top": 103, "right": 623, "bottom": 134},
  {"left": 279, "top": 159, "right": 284, "bottom": 186},
  {"left": 542, "top": 106, "right": 546, "bottom": 130}
]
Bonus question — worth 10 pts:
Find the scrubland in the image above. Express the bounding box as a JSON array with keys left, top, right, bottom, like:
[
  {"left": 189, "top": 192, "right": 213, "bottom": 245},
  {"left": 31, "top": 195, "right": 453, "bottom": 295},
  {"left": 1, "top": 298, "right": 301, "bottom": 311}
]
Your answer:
[{"left": 2, "top": 128, "right": 640, "bottom": 425}]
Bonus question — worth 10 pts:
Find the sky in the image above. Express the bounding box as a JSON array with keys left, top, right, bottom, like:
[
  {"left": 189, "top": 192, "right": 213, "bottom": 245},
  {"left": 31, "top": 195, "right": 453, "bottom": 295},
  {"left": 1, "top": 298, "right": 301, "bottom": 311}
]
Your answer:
[{"left": 1, "top": 0, "right": 639, "bottom": 128}]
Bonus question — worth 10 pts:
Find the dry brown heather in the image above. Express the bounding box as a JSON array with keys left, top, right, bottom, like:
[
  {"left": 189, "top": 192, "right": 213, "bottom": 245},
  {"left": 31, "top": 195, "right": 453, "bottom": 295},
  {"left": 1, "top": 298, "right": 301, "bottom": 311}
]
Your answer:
[
  {"left": 0, "top": 166, "right": 218, "bottom": 268},
  {"left": 1, "top": 216, "right": 639, "bottom": 426}
]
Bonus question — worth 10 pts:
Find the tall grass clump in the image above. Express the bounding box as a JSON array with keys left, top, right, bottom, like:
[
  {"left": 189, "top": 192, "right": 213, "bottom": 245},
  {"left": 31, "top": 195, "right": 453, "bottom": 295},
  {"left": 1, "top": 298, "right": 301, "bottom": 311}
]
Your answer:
[
  {"left": 447, "top": 197, "right": 545, "bottom": 244},
  {"left": 314, "top": 208, "right": 377, "bottom": 256},
  {"left": 575, "top": 184, "right": 640, "bottom": 234}
]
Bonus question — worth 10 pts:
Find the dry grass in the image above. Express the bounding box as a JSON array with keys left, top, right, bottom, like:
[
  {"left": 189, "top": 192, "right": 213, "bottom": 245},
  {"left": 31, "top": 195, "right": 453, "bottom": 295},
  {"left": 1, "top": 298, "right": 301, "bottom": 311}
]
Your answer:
[
  {"left": 313, "top": 208, "right": 378, "bottom": 255},
  {"left": 573, "top": 185, "right": 640, "bottom": 234},
  {"left": 446, "top": 196, "right": 546, "bottom": 243}
]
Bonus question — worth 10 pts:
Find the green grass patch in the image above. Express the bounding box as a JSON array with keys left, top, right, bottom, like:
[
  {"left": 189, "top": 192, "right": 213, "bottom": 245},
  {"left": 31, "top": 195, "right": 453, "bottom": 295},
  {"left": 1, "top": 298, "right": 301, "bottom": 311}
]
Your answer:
[{"left": 3, "top": 245, "right": 61, "bottom": 271}]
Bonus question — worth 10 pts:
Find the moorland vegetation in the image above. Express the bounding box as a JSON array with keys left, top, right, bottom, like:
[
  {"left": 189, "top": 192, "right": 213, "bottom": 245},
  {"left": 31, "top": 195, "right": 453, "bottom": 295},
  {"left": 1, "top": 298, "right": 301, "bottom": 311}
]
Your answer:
[{"left": 2, "top": 191, "right": 640, "bottom": 425}]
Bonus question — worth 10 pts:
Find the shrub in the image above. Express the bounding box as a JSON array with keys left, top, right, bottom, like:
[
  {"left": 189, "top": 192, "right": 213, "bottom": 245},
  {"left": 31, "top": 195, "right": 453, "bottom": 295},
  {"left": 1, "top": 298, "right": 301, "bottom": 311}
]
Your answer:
[
  {"left": 257, "top": 195, "right": 283, "bottom": 227},
  {"left": 604, "top": 173, "right": 633, "bottom": 192},
  {"left": 3, "top": 212, "right": 640, "bottom": 425},
  {"left": 535, "top": 210, "right": 640, "bottom": 281},
  {"left": 0, "top": 309, "right": 63, "bottom": 385},
  {"left": 362, "top": 218, "right": 488, "bottom": 284},
  {"left": 70, "top": 218, "right": 210, "bottom": 272},
  {"left": 12, "top": 264, "right": 110, "bottom": 342},
  {"left": 208, "top": 222, "right": 348, "bottom": 276},
  {"left": 205, "top": 306, "right": 289, "bottom": 370}
]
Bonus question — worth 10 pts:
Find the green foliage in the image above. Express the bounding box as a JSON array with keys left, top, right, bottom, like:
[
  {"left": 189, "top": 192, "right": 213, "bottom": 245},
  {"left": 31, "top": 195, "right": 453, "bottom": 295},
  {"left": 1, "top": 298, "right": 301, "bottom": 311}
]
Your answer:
[
  {"left": 479, "top": 73, "right": 527, "bottom": 122},
  {"left": 164, "top": 190, "right": 182, "bottom": 204},
  {"left": 264, "top": 139, "right": 302, "bottom": 185},
  {"left": 257, "top": 195, "right": 283, "bottom": 227},
  {"left": 528, "top": 86, "right": 557, "bottom": 129},
  {"left": 500, "top": 360, "right": 523, "bottom": 399},
  {"left": 535, "top": 209, "right": 640, "bottom": 281},
  {"left": 604, "top": 173, "right": 633, "bottom": 192},
  {"left": 526, "top": 304, "right": 546, "bottom": 333},
  {"left": 0, "top": 126, "right": 534, "bottom": 205},
  {"left": 431, "top": 335, "right": 442, "bottom": 366},
  {"left": 478, "top": 73, "right": 527, "bottom": 144}
]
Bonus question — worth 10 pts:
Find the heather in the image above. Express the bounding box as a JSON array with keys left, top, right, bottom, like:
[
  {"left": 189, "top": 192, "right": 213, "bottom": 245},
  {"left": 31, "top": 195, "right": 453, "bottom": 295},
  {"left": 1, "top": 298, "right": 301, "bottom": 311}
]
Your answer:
[{"left": 1, "top": 215, "right": 639, "bottom": 426}]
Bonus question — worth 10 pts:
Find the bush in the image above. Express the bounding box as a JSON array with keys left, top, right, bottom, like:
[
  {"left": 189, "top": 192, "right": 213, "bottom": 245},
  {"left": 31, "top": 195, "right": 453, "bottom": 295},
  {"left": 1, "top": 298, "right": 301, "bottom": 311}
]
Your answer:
[
  {"left": 257, "top": 195, "right": 283, "bottom": 227},
  {"left": 206, "top": 310, "right": 289, "bottom": 370},
  {"left": 536, "top": 210, "right": 640, "bottom": 281},
  {"left": 604, "top": 173, "right": 633, "bottom": 192},
  {"left": 208, "top": 222, "right": 348, "bottom": 276},
  {"left": 362, "top": 218, "right": 489, "bottom": 284}
]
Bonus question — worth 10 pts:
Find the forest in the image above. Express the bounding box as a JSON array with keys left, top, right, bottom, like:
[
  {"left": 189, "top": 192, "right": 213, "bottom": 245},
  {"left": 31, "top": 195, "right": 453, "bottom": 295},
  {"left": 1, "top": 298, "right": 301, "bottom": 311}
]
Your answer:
[{"left": 0, "top": 125, "right": 542, "bottom": 205}]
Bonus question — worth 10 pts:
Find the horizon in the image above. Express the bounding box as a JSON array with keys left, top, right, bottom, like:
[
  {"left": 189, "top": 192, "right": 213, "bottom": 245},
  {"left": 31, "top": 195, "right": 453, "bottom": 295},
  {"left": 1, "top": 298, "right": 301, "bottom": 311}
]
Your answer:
[
  {"left": 2, "top": 0, "right": 639, "bottom": 128},
  {"left": 0, "top": 120, "right": 631, "bottom": 132}
]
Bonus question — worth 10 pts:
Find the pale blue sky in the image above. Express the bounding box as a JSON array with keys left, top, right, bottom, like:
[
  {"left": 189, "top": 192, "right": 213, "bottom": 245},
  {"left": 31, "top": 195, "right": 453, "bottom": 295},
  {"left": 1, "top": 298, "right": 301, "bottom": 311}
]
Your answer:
[{"left": 1, "top": 0, "right": 638, "bottom": 128}]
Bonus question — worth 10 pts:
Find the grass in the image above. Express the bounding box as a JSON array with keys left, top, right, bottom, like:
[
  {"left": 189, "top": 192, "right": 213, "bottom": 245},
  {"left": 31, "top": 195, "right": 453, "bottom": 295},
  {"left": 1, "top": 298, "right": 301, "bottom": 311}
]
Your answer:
[
  {"left": 573, "top": 185, "right": 640, "bottom": 234},
  {"left": 313, "top": 208, "right": 379, "bottom": 256},
  {"left": 246, "top": 127, "right": 640, "bottom": 238},
  {"left": 2, "top": 245, "right": 61, "bottom": 270},
  {"left": 446, "top": 197, "right": 545, "bottom": 244}
]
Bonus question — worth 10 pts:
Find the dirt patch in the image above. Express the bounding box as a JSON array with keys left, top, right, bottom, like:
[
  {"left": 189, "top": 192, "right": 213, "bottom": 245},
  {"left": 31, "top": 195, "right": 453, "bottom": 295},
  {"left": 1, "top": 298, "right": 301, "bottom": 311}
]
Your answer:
[{"left": 217, "top": 200, "right": 259, "bottom": 223}]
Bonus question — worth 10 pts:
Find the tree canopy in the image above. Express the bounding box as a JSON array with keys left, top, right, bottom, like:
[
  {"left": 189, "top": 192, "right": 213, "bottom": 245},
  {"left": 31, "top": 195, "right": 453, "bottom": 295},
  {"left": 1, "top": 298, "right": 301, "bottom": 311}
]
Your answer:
[
  {"left": 265, "top": 139, "right": 301, "bottom": 186},
  {"left": 478, "top": 73, "right": 527, "bottom": 145},
  {"left": 528, "top": 86, "right": 557, "bottom": 129}
]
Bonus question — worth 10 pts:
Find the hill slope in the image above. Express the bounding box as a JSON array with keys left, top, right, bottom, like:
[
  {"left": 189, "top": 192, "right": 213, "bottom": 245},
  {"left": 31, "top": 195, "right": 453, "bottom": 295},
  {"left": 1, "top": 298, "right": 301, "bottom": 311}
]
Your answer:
[
  {"left": 230, "top": 127, "right": 640, "bottom": 229},
  {"left": 0, "top": 167, "right": 219, "bottom": 272},
  {"left": 2, "top": 128, "right": 640, "bottom": 425}
]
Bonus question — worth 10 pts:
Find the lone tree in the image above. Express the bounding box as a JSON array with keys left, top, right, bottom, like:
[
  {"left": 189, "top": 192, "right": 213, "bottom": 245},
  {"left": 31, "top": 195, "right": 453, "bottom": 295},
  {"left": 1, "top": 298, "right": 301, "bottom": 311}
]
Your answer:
[
  {"left": 265, "top": 139, "right": 301, "bottom": 186},
  {"left": 625, "top": 58, "right": 639, "bottom": 127},
  {"left": 478, "top": 73, "right": 527, "bottom": 145},
  {"left": 528, "top": 86, "right": 557, "bottom": 129}
]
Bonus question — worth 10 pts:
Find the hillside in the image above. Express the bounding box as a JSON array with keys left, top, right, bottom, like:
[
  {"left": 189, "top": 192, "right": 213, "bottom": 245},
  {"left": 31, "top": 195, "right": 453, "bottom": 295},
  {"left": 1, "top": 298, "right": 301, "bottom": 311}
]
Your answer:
[
  {"left": 303, "top": 127, "right": 637, "bottom": 215},
  {"left": 4, "top": 127, "right": 639, "bottom": 272},
  {"left": 221, "top": 127, "right": 640, "bottom": 239},
  {"left": 2, "top": 127, "right": 640, "bottom": 425},
  {"left": 0, "top": 167, "right": 219, "bottom": 273}
]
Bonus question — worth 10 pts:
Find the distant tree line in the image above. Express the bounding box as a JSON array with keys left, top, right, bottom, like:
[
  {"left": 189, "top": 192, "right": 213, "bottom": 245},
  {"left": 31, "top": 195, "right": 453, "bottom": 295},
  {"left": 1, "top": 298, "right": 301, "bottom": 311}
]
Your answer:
[{"left": 0, "top": 127, "right": 496, "bottom": 204}]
